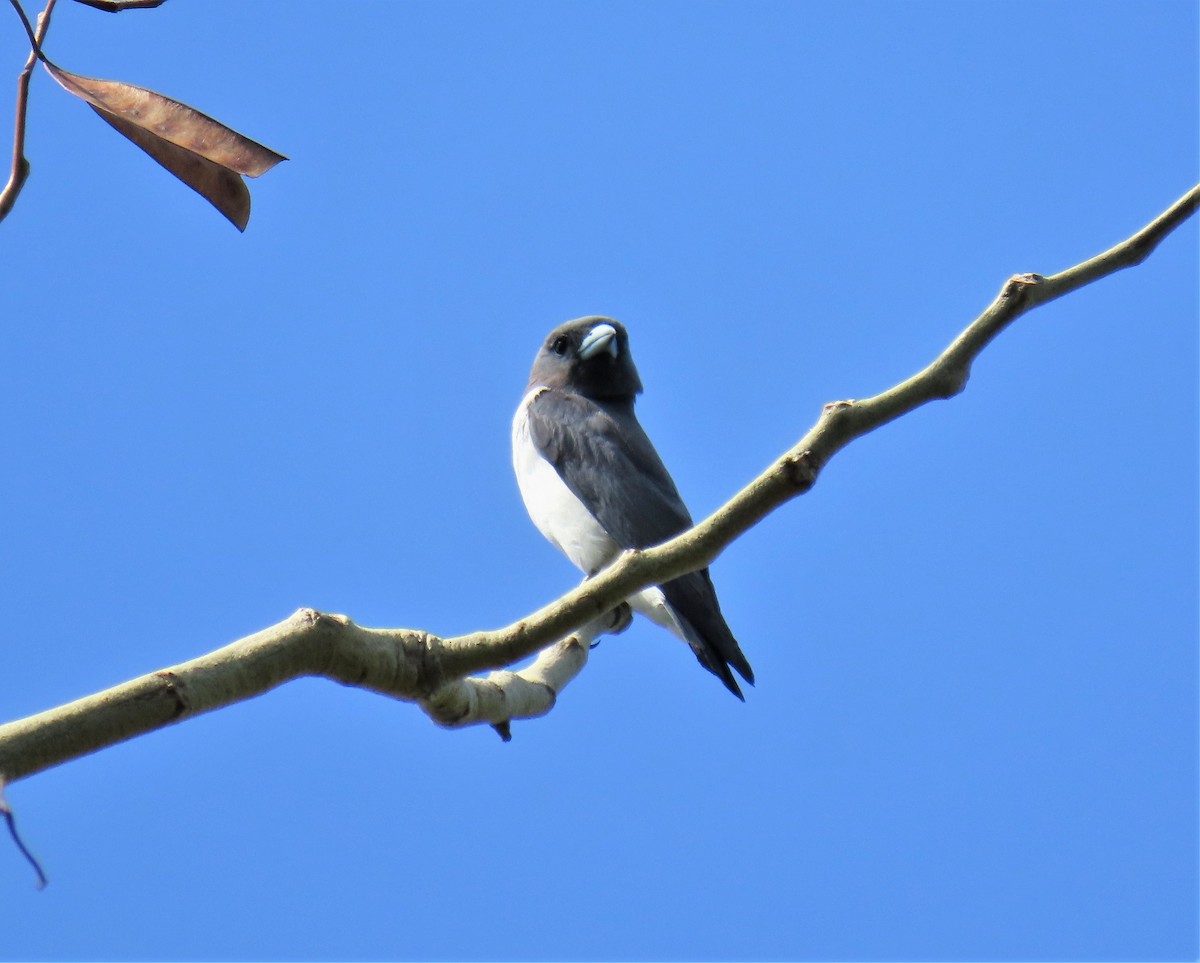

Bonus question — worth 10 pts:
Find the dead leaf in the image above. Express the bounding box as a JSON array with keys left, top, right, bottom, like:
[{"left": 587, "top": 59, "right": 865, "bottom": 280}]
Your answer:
[
  {"left": 88, "top": 104, "right": 253, "bottom": 230},
  {"left": 70, "top": 0, "right": 168, "bottom": 11},
  {"left": 44, "top": 63, "right": 285, "bottom": 176}
]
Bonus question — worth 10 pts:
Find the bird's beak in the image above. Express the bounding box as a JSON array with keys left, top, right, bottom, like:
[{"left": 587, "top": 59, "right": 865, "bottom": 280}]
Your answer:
[{"left": 578, "top": 323, "right": 618, "bottom": 360}]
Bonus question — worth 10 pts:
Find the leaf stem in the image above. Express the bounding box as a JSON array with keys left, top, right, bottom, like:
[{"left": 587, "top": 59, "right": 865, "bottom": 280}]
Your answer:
[{"left": 7, "top": 0, "right": 52, "bottom": 62}]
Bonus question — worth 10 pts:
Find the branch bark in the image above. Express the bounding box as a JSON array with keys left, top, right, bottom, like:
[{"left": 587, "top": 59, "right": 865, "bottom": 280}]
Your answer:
[
  {"left": 1, "top": 184, "right": 1196, "bottom": 785},
  {"left": 0, "top": 0, "right": 55, "bottom": 221}
]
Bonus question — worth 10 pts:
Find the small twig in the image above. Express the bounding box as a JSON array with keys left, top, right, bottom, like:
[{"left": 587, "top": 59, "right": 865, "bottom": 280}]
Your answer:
[
  {"left": 0, "top": 782, "right": 48, "bottom": 888},
  {"left": 0, "top": 0, "right": 56, "bottom": 222}
]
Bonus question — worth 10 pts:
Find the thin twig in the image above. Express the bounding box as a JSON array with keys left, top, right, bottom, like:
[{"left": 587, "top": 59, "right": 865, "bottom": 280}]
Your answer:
[
  {"left": 0, "top": 783, "right": 48, "bottom": 888},
  {"left": 0, "top": 0, "right": 56, "bottom": 222}
]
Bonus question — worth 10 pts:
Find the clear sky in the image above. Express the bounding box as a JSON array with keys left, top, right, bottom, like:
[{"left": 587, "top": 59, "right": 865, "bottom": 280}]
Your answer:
[{"left": 1, "top": 2, "right": 1196, "bottom": 960}]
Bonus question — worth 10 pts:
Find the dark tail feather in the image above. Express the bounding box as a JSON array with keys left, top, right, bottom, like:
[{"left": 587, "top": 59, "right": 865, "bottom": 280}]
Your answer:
[
  {"left": 692, "top": 635, "right": 747, "bottom": 700},
  {"left": 679, "top": 617, "right": 754, "bottom": 700},
  {"left": 661, "top": 571, "right": 755, "bottom": 700}
]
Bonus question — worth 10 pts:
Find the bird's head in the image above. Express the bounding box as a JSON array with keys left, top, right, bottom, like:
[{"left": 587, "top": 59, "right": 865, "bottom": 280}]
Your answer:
[{"left": 527, "top": 316, "right": 644, "bottom": 401}]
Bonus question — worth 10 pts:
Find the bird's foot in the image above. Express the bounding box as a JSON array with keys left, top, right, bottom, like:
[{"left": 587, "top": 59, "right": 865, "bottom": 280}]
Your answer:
[
  {"left": 585, "top": 602, "right": 633, "bottom": 648},
  {"left": 606, "top": 602, "right": 633, "bottom": 635}
]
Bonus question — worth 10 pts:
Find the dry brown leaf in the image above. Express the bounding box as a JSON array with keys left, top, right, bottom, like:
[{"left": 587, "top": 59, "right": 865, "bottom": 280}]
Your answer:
[
  {"left": 89, "top": 104, "right": 253, "bottom": 230},
  {"left": 70, "top": 0, "right": 168, "bottom": 11},
  {"left": 44, "top": 63, "right": 285, "bottom": 176}
]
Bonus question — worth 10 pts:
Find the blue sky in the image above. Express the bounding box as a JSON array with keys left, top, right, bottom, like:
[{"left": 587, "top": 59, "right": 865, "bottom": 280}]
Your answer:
[{"left": 1, "top": 2, "right": 1196, "bottom": 960}]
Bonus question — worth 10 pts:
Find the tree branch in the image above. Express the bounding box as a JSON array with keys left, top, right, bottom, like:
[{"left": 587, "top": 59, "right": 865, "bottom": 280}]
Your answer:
[
  {"left": 0, "top": 0, "right": 54, "bottom": 222},
  {"left": 0, "top": 184, "right": 1196, "bottom": 785}
]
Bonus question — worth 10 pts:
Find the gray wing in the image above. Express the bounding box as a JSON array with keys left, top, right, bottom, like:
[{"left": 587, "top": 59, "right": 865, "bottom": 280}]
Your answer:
[
  {"left": 527, "top": 389, "right": 754, "bottom": 696},
  {"left": 526, "top": 390, "right": 691, "bottom": 550}
]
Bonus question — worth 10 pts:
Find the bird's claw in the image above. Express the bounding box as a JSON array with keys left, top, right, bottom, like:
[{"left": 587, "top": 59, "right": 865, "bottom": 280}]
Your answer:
[{"left": 606, "top": 601, "right": 633, "bottom": 635}]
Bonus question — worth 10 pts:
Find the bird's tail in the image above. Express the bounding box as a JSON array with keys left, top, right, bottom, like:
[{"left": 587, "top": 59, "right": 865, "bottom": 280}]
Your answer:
[
  {"left": 677, "top": 616, "right": 754, "bottom": 700},
  {"left": 660, "top": 571, "right": 755, "bottom": 700}
]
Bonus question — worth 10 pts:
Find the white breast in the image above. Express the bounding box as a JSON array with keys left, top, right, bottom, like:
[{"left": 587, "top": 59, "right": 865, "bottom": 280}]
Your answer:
[{"left": 512, "top": 389, "right": 621, "bottom": 576}]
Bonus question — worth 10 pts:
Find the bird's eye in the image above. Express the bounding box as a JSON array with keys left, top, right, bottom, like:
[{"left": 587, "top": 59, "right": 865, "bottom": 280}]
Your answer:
[{"left": 551, "top": 336, "right": 569, "bottom": 356}]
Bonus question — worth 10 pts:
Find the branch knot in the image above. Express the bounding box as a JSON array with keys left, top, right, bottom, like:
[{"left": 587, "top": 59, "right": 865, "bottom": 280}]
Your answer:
[{"left": 782, "top": 450, "right": 819, "bottom": 491}]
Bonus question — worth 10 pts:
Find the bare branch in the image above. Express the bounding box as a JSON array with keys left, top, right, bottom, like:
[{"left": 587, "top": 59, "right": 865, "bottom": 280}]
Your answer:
[
  {"left": 422, "top": 637, "right": 592, "bottom": 738},
  {"left": 420, "top": 605, "right": 631, "bottom": 737},
  {"left": 0, "top": 185, "right": 1195, "bottom": 784},
  {"left": 0, "top": 0, "right": 55, "bottom": 222}
]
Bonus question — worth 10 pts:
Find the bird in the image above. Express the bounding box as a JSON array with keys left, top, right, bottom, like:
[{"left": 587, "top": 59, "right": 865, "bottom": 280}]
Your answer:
[{"left": 512, "top": 315, "right": 754, "bottom": 698}]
